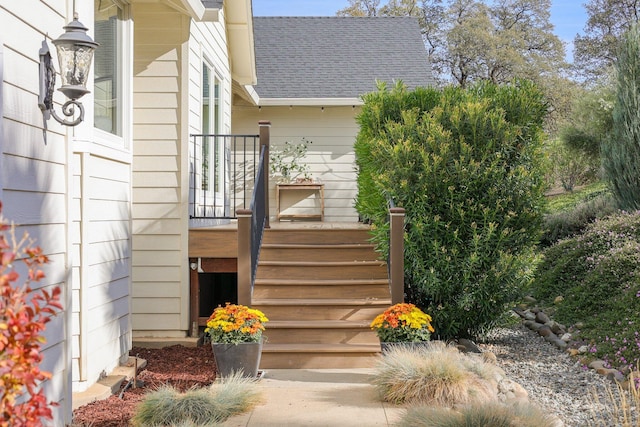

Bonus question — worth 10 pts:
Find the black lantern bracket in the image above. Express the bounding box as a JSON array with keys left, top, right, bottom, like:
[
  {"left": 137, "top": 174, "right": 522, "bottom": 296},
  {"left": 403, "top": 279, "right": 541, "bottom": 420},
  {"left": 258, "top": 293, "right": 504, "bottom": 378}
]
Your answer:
[
  {"left": 38, "top": 40, "right": 85, "bottom": 127},
  {"left": 38, "top": 14, "right": 98, "bottom": 130}
]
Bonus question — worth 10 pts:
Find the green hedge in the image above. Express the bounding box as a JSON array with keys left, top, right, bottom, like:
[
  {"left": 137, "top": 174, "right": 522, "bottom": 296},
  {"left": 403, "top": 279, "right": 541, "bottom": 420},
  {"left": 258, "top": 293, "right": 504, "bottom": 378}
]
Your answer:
[{"left": 355, "top": 81, "right": 548, "bottom": 339}]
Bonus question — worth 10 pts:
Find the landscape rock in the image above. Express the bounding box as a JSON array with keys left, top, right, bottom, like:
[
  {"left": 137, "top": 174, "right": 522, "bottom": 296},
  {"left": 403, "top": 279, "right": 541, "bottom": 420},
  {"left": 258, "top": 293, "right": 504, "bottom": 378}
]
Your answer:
[
  {"left": 604, "top": 369, "right": 626, "bottom": 383},
  {"left": 560, "top": 333, "right": 572, "bottom": 342},
  {"left": 537, "top": 325, "right": 553, "bottom": 337},
  {"left": 535, "top": 311, "right": 551, "bottom": 324},
  {"left": 546, "top": 321, "right": 566, "bottom": 335},
  {"left": 497, "top": 378, "right": 529, "bottom": 403},
  {"left": 589, "top": 360, "right": 607, "bottom": 370},
  {"left": 457, "top": 338, "right": 482, "bottom": 353},
  {"left": 523, "top": 320, "right": 538, "bottom": 330}
]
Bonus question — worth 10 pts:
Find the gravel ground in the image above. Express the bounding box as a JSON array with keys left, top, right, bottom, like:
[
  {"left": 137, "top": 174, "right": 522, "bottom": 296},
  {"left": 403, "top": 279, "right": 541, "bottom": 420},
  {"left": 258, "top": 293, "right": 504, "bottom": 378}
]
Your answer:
[{"left": 481, "top": 324, "right": 626, "bottom": 427}]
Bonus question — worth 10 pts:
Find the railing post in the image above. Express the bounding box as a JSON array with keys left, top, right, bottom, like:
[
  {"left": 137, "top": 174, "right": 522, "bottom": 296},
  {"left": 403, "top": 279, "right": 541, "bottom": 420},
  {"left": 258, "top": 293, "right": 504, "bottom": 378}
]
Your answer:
[
  {"left": 389, "top": 207, "right": 405, "bottom": 304},
  {"left": 259, "top": 120, "right": 271, "bottom": 228},
  {"left": 237, "top": 208, "right": 253, "bottom": 306}
]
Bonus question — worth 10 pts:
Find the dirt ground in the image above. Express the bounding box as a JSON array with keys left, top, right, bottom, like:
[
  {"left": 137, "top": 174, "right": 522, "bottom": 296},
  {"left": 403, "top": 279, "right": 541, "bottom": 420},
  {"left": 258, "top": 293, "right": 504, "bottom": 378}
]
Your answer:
[{"left": 72, "top": 345, "right": 217, "bottom": 427}]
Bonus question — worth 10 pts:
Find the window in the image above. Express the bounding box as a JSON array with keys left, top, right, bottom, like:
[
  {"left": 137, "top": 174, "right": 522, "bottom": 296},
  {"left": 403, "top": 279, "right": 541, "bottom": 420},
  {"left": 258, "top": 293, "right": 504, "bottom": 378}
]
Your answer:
[
  {"left": 94, "top": 0, "right": 124, "bottom": 136},
  {"left": 201, "top": 61, "right": 221, "bottom": 193}
]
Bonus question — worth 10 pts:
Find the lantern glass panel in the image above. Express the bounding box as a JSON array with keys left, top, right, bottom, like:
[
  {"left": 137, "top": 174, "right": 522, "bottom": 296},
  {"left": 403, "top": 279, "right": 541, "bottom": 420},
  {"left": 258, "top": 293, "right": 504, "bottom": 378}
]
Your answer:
[{"left": 55, "top": 43, "right": 95, "bottom": 90}]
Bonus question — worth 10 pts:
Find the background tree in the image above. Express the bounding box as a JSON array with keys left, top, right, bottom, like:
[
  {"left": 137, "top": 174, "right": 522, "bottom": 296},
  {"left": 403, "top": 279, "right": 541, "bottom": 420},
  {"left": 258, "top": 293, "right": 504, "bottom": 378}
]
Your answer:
[
  {"left": 602, "top": 24, "right": 640, "bottom": 210},
  {"left": 574, "top": 0, "right": 640, "bottom": 80},
  {"left": 338, "top": 0, "right": 571, "bottom": 130}
]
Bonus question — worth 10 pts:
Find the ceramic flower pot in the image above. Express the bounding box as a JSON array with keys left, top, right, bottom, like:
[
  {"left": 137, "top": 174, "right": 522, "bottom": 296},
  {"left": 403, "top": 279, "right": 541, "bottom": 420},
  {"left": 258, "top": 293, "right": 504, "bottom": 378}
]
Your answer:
[{"left": 211, "top": 338, "right": 263, "bottom": 378}]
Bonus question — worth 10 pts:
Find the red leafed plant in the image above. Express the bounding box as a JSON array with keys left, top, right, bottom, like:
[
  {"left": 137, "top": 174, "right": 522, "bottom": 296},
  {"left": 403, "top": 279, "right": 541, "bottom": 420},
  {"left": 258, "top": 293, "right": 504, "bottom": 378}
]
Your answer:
[{"left": 0, "top": 201, "right": 62, "bottom": 425}]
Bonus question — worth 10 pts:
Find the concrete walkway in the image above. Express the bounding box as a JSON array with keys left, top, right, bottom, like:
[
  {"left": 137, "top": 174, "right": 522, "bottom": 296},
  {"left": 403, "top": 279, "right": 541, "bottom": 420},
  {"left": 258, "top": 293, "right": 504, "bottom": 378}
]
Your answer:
[{"left": 221, "top": 369, "right": 405, "bottom": 427}]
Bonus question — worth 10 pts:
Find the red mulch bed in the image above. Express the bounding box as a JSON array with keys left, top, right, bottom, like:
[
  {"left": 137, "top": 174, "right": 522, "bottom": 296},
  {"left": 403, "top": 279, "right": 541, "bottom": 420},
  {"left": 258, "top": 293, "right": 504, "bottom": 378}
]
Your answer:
[{"left": 72, "top": 345, "right": 217, "bottom": 427}]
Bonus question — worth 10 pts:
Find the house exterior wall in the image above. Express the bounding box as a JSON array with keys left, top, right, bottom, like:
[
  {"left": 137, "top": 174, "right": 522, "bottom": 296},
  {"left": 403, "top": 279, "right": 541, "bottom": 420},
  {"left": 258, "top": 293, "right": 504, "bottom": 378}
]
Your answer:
[
  {"left": 131, "top": 4, "right": 233, "bottom": 336},
  {"left": 232, "top": 105, "right": 361, "bottom": 222},
  {"left": 131, "top": 3, "right": 189, "bottom": 337},
  {"left": 1, "top": 0, "right": 134, "bottom": 422}
]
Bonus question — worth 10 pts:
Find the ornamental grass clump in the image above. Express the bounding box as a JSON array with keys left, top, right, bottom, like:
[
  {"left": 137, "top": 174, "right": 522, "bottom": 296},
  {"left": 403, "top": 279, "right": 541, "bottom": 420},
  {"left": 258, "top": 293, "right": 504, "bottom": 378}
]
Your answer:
[
  {"left": 370, "top": 303, "right": 434, "bottom": 343},
  {"left": 397, "top": 402, "right": 559, "bottom": 427},
  {"left": 372, "top": 341, "right": 496, "bottom": 406},
  {"left": 204, "top": 303, "right": 269, "bottom": 344},
  {"left": 131, "top": 372, "right": 262, "bottom": 427}
]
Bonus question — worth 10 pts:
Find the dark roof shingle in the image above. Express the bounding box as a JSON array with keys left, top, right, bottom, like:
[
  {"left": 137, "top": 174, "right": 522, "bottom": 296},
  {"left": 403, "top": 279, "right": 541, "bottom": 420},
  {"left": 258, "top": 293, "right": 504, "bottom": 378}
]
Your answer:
[{"left": 253, "top": 16, "right": 435, "bottom": 100}]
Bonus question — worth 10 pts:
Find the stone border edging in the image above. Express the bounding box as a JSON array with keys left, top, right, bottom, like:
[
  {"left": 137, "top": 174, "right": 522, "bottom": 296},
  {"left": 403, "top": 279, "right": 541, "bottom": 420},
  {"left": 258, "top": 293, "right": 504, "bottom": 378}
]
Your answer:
[{"left": 513, "top": 307, "right": 632, "bottom": 387}]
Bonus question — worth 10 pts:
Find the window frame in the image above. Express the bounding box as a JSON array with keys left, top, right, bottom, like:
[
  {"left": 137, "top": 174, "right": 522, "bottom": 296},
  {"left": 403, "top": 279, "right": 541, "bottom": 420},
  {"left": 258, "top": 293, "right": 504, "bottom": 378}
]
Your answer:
[
  {"left": 92, "top": 0, "right": 132, "bottom": 151},
  {"left": 200, "top": 59, "right": 224, "bottom": 204}
]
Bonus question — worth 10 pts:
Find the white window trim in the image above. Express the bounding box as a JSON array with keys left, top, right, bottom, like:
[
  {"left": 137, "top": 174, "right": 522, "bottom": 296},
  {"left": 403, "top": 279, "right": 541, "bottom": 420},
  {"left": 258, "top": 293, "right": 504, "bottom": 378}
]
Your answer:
[
  {"left": 201, "top": 57, "right": 225, "bottom": 207},
  {"left": 87, "top": 1, "right": 133, "bottom": 153}
]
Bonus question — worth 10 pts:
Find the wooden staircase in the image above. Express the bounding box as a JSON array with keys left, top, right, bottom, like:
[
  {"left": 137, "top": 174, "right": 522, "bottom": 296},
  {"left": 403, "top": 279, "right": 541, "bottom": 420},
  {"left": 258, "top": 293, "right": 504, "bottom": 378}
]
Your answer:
[{"left": 254, "top": 226, "right": 390, "bottom": 368}]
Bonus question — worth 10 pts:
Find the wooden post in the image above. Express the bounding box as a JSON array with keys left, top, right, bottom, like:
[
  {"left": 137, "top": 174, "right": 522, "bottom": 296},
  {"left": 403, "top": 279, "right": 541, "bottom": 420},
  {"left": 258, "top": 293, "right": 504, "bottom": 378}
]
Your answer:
[
  {"left": 189, "top": 258, "right": 199, "bottom": 337},
  {"left": 237, "top": 209, "right": 252, "bottom": 306},
  {"left": 259, "top": 120, "right": 271, "bottom": 228},
  {"left": 389, "top": 207, "right": 405, "bottom": 304}
]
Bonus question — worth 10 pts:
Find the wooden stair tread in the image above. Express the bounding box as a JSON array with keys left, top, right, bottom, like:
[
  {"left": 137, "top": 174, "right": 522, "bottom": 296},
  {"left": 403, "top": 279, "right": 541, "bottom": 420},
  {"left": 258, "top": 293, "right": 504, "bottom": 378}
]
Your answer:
[
  {"left": 261, "top": 243, "right": 375, "bottom": 249},
  {"left": 255, "top": 278, "right": 389, "bottom": 285},
  {"left": 263, "top": 343, "right": 381, "bottom": 353},
  {"left": 268, "top": 320, "right": 372, "bottom": 328},
  {"left": 259, "top": 260, "right": 386, "bottom": 267},
  {"left": 253, "top": 298, "right": 391, "bottom": 306}
]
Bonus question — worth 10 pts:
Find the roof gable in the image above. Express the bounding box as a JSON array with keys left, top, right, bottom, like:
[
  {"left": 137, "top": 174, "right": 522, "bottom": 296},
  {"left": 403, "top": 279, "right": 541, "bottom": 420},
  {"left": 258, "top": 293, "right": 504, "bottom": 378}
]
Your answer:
[{"left": 253, "top": 16, "right": 435, "bottom": 103}]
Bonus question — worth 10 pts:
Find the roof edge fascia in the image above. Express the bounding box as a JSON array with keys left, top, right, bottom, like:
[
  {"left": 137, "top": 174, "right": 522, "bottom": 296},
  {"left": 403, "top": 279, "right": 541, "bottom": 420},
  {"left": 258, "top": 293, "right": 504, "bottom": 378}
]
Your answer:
[
  {"left": 258, "top": 98, "right": 363, "bottom": 107},
  {"left": 177, "top": 0, "right": 206, "bottom": 20},
  {"left": 227, "top": 0, "right": 257, "bottom": 85},
  {"left": 243, "top": 85, "right": 260, "bottom": 105}
]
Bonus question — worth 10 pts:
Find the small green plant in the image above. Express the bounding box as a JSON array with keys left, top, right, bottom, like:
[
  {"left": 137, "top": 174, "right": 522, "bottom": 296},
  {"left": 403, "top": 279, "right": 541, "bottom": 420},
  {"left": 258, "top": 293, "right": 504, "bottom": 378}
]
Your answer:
[
  {"left": 371, "top": 341, "right": 498, "bottom": 405},
  {"left": 131, "top": 372, "right": 262, "bottom": 427},
  {"left": 541, "top": 192, "right": 617, "bottom": 246},
  {"left": 397, "top": 402, "right": 559, "bottom": 427},
  {"left": 269, "top": 138, "right": 312, "bottom": 182}
]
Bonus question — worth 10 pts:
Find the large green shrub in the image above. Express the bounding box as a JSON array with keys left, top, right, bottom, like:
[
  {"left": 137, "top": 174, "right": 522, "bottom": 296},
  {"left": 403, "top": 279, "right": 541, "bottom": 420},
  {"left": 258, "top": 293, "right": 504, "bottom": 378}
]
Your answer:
[
  {"left": 602, "top": 24, "right": 640, "bottom": 211},
  {"left": 355, "top": 81, "right": 548, "bottom": 339}
]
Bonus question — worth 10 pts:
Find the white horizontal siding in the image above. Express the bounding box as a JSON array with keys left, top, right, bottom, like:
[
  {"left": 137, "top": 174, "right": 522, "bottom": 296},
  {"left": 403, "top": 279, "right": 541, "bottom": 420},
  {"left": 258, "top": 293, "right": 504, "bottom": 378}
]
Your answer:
[
  {"left": 232, "top": 105, "right": 361, "bottom": 222},
  {"left": 71, "top": 151, "right": 132, "bottom": 394},
  {"left": 1, "top": 2, "right": 72, "bottom": 422},
  {"left": 131, "top": 2, "right": 190, "bottom": 336}
]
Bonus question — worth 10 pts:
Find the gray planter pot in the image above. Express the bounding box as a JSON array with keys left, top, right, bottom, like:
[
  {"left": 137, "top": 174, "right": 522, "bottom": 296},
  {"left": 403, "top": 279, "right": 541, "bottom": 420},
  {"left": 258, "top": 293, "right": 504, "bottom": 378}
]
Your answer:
[{"left": 211, "top": 339, "right": 263, "bottom": 378}]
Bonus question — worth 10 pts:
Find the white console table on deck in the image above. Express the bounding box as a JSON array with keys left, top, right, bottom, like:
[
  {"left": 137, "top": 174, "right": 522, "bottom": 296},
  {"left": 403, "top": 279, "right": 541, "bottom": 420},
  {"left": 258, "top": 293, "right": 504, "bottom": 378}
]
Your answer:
[{"left": 276, "top": 183, "right": 325, "bottom": 221}]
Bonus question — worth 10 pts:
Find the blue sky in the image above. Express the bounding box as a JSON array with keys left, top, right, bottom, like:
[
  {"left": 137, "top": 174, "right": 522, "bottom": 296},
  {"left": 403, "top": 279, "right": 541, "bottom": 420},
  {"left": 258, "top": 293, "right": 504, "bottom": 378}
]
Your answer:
[{"left": 252, "top": 1, "right": 588, "bottom": 60}]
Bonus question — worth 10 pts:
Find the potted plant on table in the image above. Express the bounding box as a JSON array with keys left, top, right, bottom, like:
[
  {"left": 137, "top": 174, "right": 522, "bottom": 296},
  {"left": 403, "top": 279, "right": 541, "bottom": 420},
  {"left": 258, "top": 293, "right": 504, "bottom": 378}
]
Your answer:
[
  {"left": 205, "top": 303, "right": 269, "bottom": 378},
  {"left": 269, "top": 138, "right": 313, "bottom": 183},
  {"left": 370, "top": 303, "right": 434, "bottom": 352}
]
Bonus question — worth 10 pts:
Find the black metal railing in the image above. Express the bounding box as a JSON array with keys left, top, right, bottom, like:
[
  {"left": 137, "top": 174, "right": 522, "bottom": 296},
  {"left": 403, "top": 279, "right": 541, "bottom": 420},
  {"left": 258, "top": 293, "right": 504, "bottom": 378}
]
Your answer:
[
  {"left": 189, "top": 133, "right": 260, "bottom": 219},
  {"left": 248, "top": 145, "right": 268, "bottom": 285},
  {"left": 236, "top": 121, "right": 271, "bottom": 306}
]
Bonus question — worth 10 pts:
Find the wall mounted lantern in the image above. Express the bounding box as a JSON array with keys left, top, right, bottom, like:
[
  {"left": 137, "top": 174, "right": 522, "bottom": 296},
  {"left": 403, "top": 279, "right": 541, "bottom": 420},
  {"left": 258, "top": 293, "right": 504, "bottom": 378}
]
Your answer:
[{"left": 38, "top": 14, "right": 99, "bottom": 127}]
